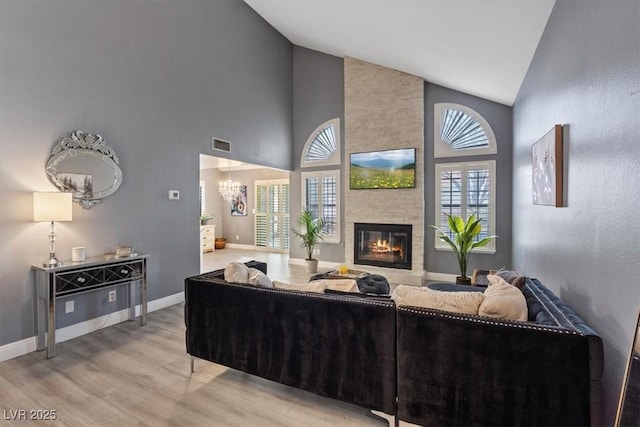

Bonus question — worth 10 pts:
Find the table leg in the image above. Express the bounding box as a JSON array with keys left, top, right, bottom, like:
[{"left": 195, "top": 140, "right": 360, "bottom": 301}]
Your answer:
[
  {"left": 128, "top": 282, "right": 135, "bottom": 321},
  {"left": 141, "top": 259, "right": 147, "bottom": 326},
  {"left": 35, "top": 271, "right": 46, "bottom": 351},
  {"left": 46, "top": 278, "right": 56, "bottom": 358}
]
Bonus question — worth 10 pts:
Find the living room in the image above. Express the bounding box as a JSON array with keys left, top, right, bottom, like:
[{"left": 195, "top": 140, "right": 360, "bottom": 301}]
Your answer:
[{"left": 1, "top": 0, "right": 638, "bottom": 426}]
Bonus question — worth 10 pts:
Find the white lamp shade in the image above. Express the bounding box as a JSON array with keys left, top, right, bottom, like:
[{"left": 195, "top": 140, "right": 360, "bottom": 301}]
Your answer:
[{"left": 33, "top": 192, "right": 73, "bottom": 222}]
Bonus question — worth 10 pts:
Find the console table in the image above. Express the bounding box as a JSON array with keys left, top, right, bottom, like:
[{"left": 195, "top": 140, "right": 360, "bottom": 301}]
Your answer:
[{"left": 32, "top": 254, "right": 149, "bottom": 358}]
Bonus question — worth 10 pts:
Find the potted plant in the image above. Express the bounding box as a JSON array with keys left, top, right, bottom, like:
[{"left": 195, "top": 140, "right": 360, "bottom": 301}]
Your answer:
[
  {"left": 430, "top": 214, "right": 497, "bottom": 285},
  {"left": 292, "top": 208, "right": 325, "bottom": 273},
  {"left": 200, "top": 214, "right": 214, "bottom": 225}
]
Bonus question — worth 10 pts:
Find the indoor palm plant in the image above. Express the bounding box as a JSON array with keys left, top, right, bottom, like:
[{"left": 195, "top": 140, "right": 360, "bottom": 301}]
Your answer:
[
  {"left": 292, "top": 208, "right": 325, "bottom": 273},
  {"left": 431, "top": 214, "right": 497, "bottom": 284}
]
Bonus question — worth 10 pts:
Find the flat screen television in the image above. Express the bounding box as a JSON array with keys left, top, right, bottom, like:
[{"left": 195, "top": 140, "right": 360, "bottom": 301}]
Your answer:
[{"left": 350, "top": 148, "right": 416, "bottom": 189}]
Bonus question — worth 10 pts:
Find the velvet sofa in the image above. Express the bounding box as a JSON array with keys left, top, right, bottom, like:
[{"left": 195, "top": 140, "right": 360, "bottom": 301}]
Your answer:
[
  {"left": 397, "top": 277, "right": 604, "bottom": 426},
  {"left": 185, "top": 263, "right": 603, "bottom": 426},
  {"left": 184, "top": 261, "right": 397, "bottom": 415}
]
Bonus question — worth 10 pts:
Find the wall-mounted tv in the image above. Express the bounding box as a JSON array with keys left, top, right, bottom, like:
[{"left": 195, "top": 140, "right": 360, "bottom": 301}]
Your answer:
[{"left": 350, "top": 148, "right": 416, "bottom": 189}]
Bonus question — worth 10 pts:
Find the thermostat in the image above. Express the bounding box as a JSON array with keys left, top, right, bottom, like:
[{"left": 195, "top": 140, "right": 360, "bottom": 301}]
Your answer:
[{"left": 168, "top": 190, "right": 180, "bottom": 200}]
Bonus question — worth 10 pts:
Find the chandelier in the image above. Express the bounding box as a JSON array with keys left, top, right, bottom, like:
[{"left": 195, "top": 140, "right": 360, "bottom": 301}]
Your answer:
[{"left": 218, "top": 177, "right": 241, "bottom": 202}]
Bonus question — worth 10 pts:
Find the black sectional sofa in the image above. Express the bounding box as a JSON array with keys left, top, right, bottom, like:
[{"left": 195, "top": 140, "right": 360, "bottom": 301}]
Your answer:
[
  {"left": 185, "top": 261, "right": 397, "bottom": 415},
  {"left": 185, "top": 262, "right": 603, "bottom": 426}
]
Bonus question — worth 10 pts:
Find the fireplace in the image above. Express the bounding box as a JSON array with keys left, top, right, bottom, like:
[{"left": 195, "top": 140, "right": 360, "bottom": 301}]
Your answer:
[{"left": 354, "top": 223, "right": 412, "bottom": 270}]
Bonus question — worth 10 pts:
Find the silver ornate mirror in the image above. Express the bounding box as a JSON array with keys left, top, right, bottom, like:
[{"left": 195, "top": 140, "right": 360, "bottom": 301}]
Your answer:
[{"left": 46, "top": 130, "right": 122, "bottom": 209}]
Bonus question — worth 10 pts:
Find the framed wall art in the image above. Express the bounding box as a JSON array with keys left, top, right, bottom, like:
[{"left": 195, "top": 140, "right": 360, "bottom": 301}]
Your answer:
[
  {"left": 531, "top": 124, "right": 563, "bottom": 207},
  {"left": 231, "top": 185, "right": 247, "bottom": 216}
]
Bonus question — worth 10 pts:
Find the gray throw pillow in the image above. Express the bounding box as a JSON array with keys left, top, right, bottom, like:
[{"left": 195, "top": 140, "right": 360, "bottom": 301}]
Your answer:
[{"left": 495, "top": 267, "right": 526, "bottom": 292}]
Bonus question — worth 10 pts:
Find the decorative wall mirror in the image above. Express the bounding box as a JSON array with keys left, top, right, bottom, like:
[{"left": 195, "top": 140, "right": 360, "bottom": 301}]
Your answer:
[
  {"left": 616, "top": 310, "right": 640, "bottom": 426},
  {"left": 46, "top": 130, "right": 122, "bottom": 209}
]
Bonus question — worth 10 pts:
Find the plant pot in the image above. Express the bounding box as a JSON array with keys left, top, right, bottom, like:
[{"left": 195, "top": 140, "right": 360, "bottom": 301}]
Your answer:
[
  {"left": 456, "top": 276, "right": 472, "bottom": 285},
  {"left": 305, "top": 259, "right": 319, "bottom": 274}
]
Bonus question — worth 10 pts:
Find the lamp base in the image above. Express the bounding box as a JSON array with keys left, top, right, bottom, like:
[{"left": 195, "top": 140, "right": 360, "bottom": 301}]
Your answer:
[{"left": 43, "top": 257, "right": 62, "bottom": 269}]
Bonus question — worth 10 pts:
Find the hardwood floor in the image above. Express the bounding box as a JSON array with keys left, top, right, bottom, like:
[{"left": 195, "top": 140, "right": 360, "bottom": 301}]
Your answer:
[
  {"left": 201, "top": 247, "right": 331, "bottom": 284},
  {"left": 1, "top": 249, "right": 389, "bottom": 427}
]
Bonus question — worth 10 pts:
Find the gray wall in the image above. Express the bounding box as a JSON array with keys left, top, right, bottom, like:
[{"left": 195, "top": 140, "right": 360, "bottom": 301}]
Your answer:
[
  {"left": 291, "top": 46, "right": 345, "bottom": 262},
  {"left": 201, "top": 167, "right": 289, "bottom": 246},
  {"left": 425, "top": 83, "right": 513, "bottom": 276},
  {"left": 0, "top": 0, "right": 292, "bottom": 345},
  {"left": 512, "top": 1, "right": 640, "bottom": 425}
]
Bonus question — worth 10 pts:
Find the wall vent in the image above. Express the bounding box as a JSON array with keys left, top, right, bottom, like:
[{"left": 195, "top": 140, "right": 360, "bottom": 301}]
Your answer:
[{"left": 212, "top": 138, "right": 231, "bottom": 152}]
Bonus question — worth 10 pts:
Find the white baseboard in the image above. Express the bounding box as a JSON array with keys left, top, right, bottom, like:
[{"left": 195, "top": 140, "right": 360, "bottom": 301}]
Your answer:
[
  {"left": 223, "top": 243, "right": 287, "bottom": 253},
  {"left": 288, "top": 258, "right": 341, "bottom": 269},
  {"left": 0, "top": 291, "right": 185, "bottom": 362}
]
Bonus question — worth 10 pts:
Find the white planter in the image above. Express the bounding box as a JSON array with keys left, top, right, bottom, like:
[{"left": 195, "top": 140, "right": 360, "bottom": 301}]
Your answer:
[{"left": 305, "top": 259, "right": 319, "bottom": 273}]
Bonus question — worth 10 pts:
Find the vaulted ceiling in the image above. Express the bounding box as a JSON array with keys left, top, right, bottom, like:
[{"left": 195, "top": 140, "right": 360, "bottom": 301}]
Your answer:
[{"left": 244, "top": 0, "right": 555, "bottom": 106}]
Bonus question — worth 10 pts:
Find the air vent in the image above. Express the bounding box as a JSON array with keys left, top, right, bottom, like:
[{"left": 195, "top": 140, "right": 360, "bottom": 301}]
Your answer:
[{"left": 212, "top": 138, "right": 231, "bottom": 152}]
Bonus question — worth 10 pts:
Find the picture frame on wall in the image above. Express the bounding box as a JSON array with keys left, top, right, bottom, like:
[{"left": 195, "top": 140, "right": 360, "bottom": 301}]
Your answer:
[
  {"left": 231, "top": 185, "right": 247, "bottom": 216},
  {"left": 531, "top": 124, "right": 563, "bottom": 207}
]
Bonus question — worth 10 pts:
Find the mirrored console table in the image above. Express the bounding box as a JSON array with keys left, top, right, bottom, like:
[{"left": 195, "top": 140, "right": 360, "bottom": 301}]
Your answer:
[{"left": 32, "top": 254, "right": 149, "bottom": 358}]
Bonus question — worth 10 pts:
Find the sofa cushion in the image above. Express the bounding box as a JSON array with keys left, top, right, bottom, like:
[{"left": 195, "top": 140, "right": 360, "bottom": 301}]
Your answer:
[
  {"left": 478, "top": 275, "right": 527, "bottom": 321},
  {"left": 391, "top": 285, "right": 484, "bottom": 315},
  {"left": 247, "top": 267, "right": 273, "bottom": 288},
  {"left": 224, "top": 262, "right": 250, "bottom": 283},
  {"left": 273, "top": 280, "right": 327, "bottom": 293},
  {"left": 495, "top": 267, "right": 526, "bottom": 292}
]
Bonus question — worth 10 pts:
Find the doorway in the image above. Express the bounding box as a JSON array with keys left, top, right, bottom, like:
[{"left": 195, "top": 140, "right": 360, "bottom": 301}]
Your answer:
[{"left": 199, "top": 154, "right": 290, "bottom": 271}]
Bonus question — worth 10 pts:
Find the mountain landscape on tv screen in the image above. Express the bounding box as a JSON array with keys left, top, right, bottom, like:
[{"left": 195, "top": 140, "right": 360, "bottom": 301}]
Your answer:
[{"left": 350, "top": 149, "right": 416, "bottom": 189}]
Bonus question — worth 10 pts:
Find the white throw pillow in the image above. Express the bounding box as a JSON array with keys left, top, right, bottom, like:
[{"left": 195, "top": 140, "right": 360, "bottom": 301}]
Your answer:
[
  {"left": 273, "top": 280, "right": 327, "bottom": 294},
  {"left": 224, "top": 262, "right": 250, "bottom": 284},
  {"left": 247, "top": 267, "right": 273, "bottom": 288},
  {"left": 478, "top": 275, "right": 528, "bottom": 321},
  {"left": 391, "top": 285, "right": 484, "bottom": 315}
]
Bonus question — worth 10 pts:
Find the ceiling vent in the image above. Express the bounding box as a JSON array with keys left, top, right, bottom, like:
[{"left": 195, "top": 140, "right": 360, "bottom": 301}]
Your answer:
[{"left": 212, "top": 138, "right": 231, "bottom": 152}]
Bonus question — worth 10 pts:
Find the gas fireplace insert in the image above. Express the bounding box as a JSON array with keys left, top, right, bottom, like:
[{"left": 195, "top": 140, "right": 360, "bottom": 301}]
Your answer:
[{"left": 354, "top": 223, "right": 412, "bottom": 270}]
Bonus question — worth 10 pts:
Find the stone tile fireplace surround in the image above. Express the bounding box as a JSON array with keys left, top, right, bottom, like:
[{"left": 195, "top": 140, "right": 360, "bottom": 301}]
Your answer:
[{"left": 344, "top": 58, "right": 424, "bottom": 285}]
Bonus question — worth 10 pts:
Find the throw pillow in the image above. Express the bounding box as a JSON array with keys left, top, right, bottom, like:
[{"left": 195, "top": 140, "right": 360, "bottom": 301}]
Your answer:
[
  {"left": 224, "top": 262, "right": 250, "bottom": 284},
  {"left": 495, "top": 267, "right": 526, "bottom": 292},
  {"left": 273, "top": 281, "right": 327, "bottom": 294},
  {"left": 247, "top": 267, "right": 273, "bottom": 288},
  {"left": 478, "top": 275, "right": 528, "bottom": 321},
  {"left": 391, "top": 285, "right": 484, "bottom": 315}
]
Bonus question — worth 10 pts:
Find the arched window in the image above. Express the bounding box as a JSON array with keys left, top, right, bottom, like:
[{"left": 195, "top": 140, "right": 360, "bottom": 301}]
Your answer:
[
  {"left": 301, "top": 118, "right": 341, "bottom": 167},
  {"left": 434, "top": 103, "right": 497, "bottom": 158}
]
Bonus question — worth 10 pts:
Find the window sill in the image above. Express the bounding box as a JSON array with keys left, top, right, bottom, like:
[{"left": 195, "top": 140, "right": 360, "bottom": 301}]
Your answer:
[{"left": 435, "top": 246, "right": 496, "bottom": 255}]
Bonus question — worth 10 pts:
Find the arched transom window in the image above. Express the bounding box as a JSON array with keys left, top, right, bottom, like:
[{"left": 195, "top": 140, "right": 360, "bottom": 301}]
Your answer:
[
  {"left": 301, "top": 118, "right": 341, "bottom": 167},
  {"left": 434, "top": 103, "right": 497, "bottom": 158}
]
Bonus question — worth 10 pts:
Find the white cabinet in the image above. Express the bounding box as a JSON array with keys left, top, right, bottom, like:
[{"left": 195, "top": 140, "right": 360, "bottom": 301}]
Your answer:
[{"left": 201, "top": 225, "right": 216, "bottom": 253}]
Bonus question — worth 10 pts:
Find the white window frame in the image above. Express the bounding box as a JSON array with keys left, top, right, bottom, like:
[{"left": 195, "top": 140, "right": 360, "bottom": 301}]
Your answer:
[
  {"left": 254, "top": 179, "right": 290, "bottom": 252},
  {"left": 199, "top": 180, "right": 205, "bottom": 216},
  {"left": 301, "top": 170, "right": 340, "bottom": 244},
  {"left": 434, "top": 161, "right": 496, "bottom": 253},
  {"left": 434, "top": 103, "right": 497, "bottom": 158},
  {"left": 301, "top": 118, "right": 341, "bottom": 168}
]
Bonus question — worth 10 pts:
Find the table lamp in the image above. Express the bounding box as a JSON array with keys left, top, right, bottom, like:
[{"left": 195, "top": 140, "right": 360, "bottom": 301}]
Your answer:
[{"left": 33, "top": 192, "right": 73, "bottom": 268}]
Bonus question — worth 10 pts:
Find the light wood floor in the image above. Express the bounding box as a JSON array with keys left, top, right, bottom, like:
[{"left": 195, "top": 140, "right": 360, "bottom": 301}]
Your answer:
[
  {"left": 1, "top": 249, "right": 389, "bottom": 427},
  {"left": 201, "top": 247, "right": 332, "bottom": 283}
]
